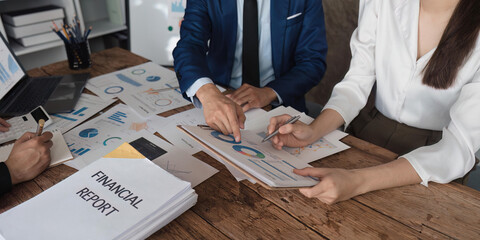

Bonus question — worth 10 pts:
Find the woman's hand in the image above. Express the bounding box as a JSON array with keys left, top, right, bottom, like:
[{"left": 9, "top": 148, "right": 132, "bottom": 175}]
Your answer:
[
  {"left": 267, "top": 114, "right": 318, "bottom": 149},
  {"left": 294, "top": 167, "right": 364, "bottom": 204}
]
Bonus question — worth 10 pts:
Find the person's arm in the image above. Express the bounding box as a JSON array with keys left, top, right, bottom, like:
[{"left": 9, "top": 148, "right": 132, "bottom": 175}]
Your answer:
[
  {"left": 1, "top": 132, "right": 53, "bottom": 196},
  {"left": 173, "top": 0, "right": 213, "bottom": 95},
  {"left": 264, "top": 0, "right": 328, "bottom": 108},
  {"left": 400, "top": 69, "right": 480, "bottom": 186},
  {"left": 173, "top": 0, "right": 245, "bottom": 141},
  {"left": 322, "top": 0, "right": 380, "bottom": 128},
  {"left": 293, "top": 158, "right": 421, "bottom": 204}
]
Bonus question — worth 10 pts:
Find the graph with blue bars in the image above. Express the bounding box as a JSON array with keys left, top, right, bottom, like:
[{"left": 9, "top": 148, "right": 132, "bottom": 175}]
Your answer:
[
  {"left": 0, "top": 54, "right": 19, "bottom": 84},
  {"left": 52, "top": 107, "right": 88, "bottom": 121},
  {"left": 0, "top": 61, "right": 10, "bottom": 84},
  {"left": 108, "top": 111, "right": 127, "bottom": 124},
  {"left": 68, "top": 143, "right": 91, "bottom": 156}
]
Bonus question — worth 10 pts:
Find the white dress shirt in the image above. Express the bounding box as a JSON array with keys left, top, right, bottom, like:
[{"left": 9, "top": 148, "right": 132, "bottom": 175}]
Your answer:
[
  {"left": 185, "top": 0, "right": 280, "bottom": 107},
  {"left": 324, "top": 0, "right": 480, "bottom": 185}
]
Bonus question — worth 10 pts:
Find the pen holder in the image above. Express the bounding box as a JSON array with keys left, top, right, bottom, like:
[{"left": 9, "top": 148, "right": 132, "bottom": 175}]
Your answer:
[{"left": 65, "top": 41, "right": 91, "bottom": 70}]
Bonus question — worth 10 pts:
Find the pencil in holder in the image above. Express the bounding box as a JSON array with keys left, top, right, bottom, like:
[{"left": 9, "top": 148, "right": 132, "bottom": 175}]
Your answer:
[{"left": 65, "top": 41, "right": 91, "bottom": 69}]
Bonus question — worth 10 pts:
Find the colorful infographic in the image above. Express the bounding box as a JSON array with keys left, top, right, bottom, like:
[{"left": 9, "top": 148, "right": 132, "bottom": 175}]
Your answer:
[
  {"left": 194, "top": 129, "right": 317, "bottom": 188},
  {"left": 86, "top": 62, "right": 179, "bottom": 100},
  {"left": 64, "top": 104, "right": 158, "bottom": 158}
]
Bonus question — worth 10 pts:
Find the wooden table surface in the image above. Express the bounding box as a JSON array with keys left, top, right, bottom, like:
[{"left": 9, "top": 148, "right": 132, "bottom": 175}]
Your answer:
[{"left": 1, "top": 48, "right": 479, "bottom": 239}]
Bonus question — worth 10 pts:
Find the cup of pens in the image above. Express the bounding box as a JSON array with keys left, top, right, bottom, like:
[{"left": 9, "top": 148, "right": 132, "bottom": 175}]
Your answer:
[{"left": 52, "top": 17, "right": 92, "bottom": 70}]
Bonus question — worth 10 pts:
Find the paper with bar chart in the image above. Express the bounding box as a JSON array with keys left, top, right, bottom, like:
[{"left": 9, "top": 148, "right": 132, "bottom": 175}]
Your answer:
[
  {"left": 45, "top": 94, "right": 115, "bottom": 133},
  {"left": 63, "top": 104, "right": 159, "bottom": 158},
  {"left": 180, "top": 125, "right": 319, "bottom": 189},
  {"left": 119, "top": 87, "right": 190, "bottom": 117},
  {"left": 0, "top": 40, "right": 24, "bottom": 99},
  {"left": 85, "top": 62, "right": 179, "bottom": 100}
]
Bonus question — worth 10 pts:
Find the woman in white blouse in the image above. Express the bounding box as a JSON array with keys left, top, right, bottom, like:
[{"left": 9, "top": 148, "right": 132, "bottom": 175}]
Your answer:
[{"left": 267, "top": 0, "right": 480, "bottom": 204}]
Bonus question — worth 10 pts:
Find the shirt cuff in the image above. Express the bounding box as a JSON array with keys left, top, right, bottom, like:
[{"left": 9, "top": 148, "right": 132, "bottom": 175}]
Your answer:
[
  {"left": 0, "top": 162, "right": 12, "bottom": 196},
  {"left": 186, "top": 77, "right": 214, "bottom": 108},
  {"left": 270, "top": 89, "right": 283, "bottom": 106}
]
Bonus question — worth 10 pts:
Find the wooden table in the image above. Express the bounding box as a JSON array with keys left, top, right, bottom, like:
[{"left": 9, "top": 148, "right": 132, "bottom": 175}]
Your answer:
[{"left": 1, "top": 48, "right": 479, "bottom": 239}]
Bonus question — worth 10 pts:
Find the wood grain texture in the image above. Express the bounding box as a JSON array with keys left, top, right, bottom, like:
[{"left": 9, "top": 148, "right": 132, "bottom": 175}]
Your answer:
[
  {"left": 191, "top": 152, "right": 326, "bottom": 240},
  {"left": 40, "top": 47, "right": 149, "bottom": 78},
  {"left": 149, "top": 210, "right": 229, "bottom": 240}
]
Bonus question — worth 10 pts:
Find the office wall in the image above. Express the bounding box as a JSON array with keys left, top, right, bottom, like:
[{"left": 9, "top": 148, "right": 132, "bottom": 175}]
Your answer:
[{"left": 306, "top": 0, "right": 359, "bottom": 106}]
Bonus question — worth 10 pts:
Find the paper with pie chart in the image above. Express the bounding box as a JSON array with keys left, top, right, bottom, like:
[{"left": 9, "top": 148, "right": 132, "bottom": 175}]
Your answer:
[
  {"left": 118, "top": 87, "right": 190, "bottom": 117},
  {"left": 85, "top": 62, "right": 179, "bottom": 100},
  {"left": 179, "top": 125, "right": 319, "bottom": 189},
  {"left": 63, "top": 104, "right": 160, "bottom": 158}
]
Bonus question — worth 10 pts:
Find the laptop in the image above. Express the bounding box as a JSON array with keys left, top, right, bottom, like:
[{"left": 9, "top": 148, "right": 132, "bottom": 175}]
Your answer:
[{"left": 0, "top": 32, "right": 88, "bottom": 117}]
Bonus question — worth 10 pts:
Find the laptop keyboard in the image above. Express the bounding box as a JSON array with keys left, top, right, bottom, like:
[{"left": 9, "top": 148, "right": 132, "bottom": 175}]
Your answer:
[{"left": 7, "top": 76, "right": 62, "bottom": 113}]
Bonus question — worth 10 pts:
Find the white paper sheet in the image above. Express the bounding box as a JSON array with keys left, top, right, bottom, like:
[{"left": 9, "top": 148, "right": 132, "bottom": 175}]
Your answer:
[
  {"left": 86, "top": 62, "right": 179, "bottom": 100},
  {"left": 183, "top": 126, "right": 318, "bottom": 188},
  {"left": 46, "top": 94, "right": 116, "bottom": 134},
  {"left": 119, "top": 88, "right": 190, "bottom": 117},
  {"left": 246, "top": 106, "right": 350, "bottom": 163},
  {"left": 0, "top": 157, "right": 195, "bottom": 240},
  {"left": 63, "top": 104, "right": 160, "bottom": 159},
  {"left": 66, "top": 130, "right": 218, "bottom": 188}
]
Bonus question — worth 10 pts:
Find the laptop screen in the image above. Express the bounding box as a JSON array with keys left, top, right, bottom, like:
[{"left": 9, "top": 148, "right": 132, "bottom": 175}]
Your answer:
[{"left": 0, "top": 35, "right": 26, "bottom": 100}]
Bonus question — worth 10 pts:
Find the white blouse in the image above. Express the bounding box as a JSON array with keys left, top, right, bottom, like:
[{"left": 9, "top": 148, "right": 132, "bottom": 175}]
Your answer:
[{"left": 324, "top": 0, "right": 480, "bottom": 185}]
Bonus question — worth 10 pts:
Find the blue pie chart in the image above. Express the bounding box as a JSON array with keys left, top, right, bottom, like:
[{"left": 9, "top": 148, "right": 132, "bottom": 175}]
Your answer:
[
  {"left": 146, "top": 76, "right": 161, "bottom": 82},
  {"left": 79, "top": 128, "right": 99, "bottom": 138}
]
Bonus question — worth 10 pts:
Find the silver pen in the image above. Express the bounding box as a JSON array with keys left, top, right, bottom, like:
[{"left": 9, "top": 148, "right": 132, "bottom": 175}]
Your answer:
[{"left": 261, "top": 115, "right": 301, "bottom": 143}]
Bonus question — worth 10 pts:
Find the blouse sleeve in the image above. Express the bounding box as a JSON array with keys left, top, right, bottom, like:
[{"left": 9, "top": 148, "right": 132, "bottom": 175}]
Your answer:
[
  {"left": 403, "top": 68, "right": 480, "bottom": 186},
  {"left": 323, "top": 0, "right": 380, "bottom": 127}
]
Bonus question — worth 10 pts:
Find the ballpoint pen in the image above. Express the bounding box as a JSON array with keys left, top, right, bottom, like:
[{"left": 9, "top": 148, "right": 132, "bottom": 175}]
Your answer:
[{"left": 261, "top": 115, "right": 301, "bottom": 142}]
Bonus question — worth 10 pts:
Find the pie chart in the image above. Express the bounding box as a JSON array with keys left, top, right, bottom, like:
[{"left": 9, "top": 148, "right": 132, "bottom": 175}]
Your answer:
[
  {"left": 146, "top": 76, "right": 161, "bottom": 82},
  {"left": 79, "top": 128, "right": 99, "bottom": 138}
]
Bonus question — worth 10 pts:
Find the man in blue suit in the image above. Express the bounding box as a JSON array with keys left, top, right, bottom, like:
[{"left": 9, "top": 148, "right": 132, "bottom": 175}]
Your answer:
[{"left": 173, "top": 0, "right": 327, "bottom": 142}]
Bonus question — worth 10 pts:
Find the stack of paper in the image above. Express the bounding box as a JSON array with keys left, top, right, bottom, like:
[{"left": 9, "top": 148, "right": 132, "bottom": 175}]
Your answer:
[
  {"left": 0, "top": 143, "right": 197, "bottom": 240},
  {"left": 1, "top": 5, "right": 65, "bottom": 46},
  {"left": 180, "top": 125, "right": 318, "bottom": 189}
]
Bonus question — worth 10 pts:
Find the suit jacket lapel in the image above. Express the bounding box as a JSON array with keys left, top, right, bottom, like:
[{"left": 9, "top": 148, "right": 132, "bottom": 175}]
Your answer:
[{"left": 270, "top": 0, "right": 289, "bottom": 77}]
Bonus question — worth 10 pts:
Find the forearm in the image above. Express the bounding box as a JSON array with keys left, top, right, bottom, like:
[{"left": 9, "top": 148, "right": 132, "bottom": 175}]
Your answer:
[
  {"left": 354, "top": 158, "right": 422, "bottom": 195},
  {"left": 309, "top": 109, "right": 346, "bottom": 141}
]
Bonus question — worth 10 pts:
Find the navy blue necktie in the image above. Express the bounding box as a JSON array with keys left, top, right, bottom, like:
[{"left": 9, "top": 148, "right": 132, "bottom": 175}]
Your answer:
[{"left": 242, "top": 0, "right": 260, "bottom": 87}]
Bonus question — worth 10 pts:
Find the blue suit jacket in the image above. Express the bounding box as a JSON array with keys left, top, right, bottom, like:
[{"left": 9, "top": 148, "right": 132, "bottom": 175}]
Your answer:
[{"left": 173, "top": 0, "right": 327, "bottom": 112}]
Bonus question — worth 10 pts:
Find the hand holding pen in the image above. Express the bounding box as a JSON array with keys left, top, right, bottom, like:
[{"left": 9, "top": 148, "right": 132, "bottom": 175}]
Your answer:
[
  {"left": 36, "top": 119, "right": 45, "bottom": 136},
  {"left": 262, "top": 115, "right": 300, "bottom": 142},
  {"left": 266, "top": 114, "right": 317, "bottom": 150}
]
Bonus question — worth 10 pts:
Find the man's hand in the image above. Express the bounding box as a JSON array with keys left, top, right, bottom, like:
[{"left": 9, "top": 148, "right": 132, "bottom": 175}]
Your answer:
[
  {"left": 197, "top": 83, "right": 246, "bottom": 142},
  {"left": 5, "top": 132, "right": 53, "bottom": 185},
  {"left": 0, "top": 118, "right": 11, "bottom": 132},
  {"left": 226, "top": 84, "right": 277, "bottom": 112}
]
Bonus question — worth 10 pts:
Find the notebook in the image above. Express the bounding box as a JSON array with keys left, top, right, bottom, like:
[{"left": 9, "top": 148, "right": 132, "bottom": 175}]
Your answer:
[{"left": 0, "top": 129, "right": 73, "bottom": 167}]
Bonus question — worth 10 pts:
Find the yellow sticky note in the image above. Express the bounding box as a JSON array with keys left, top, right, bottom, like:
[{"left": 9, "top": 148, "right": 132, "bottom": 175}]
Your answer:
[{"left": 103, "top": 142, "right": 146, "bottom": 159}]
